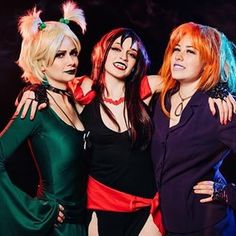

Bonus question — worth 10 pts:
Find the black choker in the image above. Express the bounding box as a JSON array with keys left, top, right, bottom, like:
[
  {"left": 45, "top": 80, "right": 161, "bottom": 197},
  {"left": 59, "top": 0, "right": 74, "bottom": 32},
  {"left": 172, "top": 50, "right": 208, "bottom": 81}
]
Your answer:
[{"left": 44, "top": 84, "right": 72, "bottom": 97}]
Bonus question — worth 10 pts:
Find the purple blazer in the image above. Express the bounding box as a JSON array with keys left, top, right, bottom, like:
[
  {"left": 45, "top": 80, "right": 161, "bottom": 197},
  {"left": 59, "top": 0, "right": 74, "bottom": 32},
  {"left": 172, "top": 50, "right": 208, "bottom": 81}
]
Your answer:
[{"left": 151, "top": 91, "right": 236, "bottom": 233}]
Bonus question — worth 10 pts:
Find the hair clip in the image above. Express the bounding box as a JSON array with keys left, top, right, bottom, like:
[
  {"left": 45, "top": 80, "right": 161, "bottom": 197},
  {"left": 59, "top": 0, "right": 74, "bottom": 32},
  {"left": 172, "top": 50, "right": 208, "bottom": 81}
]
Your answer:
[
  {"left": 38, "top": 22, "right": 46, "bottom": 30},
  {"left": 59, "top": 18, "right": 70, "bottom": 25}
]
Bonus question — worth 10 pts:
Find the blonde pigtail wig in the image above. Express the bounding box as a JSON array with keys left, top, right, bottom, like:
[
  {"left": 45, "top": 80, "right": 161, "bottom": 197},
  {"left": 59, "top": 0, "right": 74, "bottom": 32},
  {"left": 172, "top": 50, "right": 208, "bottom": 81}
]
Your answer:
[
  {"left": 18, "top": 8, "right": 44, "bottom": 40},
  {"left": 61, "top": 1, "right": 86, "bottom": 34},
  {"left": 17, "top": 7, "right": 46, "bottom": 83},
  {"left": 17, "top": 1, "right": 86, "bottom": 84}
]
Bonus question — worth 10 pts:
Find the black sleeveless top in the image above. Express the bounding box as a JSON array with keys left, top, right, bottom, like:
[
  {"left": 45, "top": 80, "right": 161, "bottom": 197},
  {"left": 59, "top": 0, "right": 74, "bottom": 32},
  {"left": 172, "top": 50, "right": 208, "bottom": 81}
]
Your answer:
[{"left": 81, "top": 99, "right": 156, "bottom": 198}]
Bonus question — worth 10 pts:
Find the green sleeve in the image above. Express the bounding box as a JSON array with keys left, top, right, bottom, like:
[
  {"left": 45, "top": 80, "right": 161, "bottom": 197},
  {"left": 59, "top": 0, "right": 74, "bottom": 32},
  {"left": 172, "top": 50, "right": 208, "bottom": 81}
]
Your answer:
[
  {"left": 0, "top": 109, "right": 59, "bottom": 236},
  {"left": 0, "top": 110, "right": 40, "bottom": 163}
]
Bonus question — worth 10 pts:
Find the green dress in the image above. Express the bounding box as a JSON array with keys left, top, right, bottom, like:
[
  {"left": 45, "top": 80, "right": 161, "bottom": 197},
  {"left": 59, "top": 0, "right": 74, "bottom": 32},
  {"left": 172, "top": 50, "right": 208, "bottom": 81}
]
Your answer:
[{"left": 0, "top": 107, "right": 87, "bottom": 236}]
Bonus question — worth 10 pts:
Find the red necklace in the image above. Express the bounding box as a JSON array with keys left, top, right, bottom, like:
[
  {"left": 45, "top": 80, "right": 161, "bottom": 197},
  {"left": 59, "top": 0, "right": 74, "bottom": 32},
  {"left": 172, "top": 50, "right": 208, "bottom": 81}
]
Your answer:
[{"left": 103, "top": 96, "right": 125, "bottom": 105}]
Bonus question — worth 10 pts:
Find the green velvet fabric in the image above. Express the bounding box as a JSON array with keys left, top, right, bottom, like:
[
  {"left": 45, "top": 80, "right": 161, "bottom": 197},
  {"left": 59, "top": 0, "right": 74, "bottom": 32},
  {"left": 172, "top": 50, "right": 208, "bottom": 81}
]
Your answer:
[{"left": 0, "top": 107, "right": 87, "bottom": 236}]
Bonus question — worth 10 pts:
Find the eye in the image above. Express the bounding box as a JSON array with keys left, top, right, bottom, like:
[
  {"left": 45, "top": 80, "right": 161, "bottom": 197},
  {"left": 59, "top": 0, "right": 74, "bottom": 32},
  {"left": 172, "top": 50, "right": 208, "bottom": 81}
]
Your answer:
[
  {"left": 55, "top": 52, "right": 65, "bottom": 58},
  {"left": 70, "top": 49, "right": 79, "bottom": 57},
  {"left": 128, "top": 51, "right": 137, "bottom": 59},
  {"left": 173, "top": 47, "right": 180, "bottom": 52},
  {"left": 111, "top": 46, "right": 121, "bottom": 52},
  {"left": 186, "top": 49, "right": 196, "bottom": 54}
]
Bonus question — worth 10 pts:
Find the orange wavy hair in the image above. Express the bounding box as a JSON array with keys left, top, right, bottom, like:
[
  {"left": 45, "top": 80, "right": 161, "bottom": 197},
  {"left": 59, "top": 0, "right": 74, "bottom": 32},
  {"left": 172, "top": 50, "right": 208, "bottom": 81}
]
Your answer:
[{"left": 159, "top": 22, "right": 221, "bottom": 115}]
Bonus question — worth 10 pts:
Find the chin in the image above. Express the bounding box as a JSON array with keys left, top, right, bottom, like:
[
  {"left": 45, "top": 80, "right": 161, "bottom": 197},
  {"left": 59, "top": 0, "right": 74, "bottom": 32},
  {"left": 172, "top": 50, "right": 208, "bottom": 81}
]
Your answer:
[
  {"left": 67, "top": 75, "right": 76, "bottom": 80},
  {"left": 172, "top": 76, "right": 183, "bottom": 81}
]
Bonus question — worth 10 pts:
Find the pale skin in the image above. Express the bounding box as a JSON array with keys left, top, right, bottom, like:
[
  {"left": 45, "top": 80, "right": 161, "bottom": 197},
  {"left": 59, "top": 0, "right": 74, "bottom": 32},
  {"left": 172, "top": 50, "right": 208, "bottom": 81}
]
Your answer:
[{"left": 193, "top": 181, "right": 214, "bottom": 203}]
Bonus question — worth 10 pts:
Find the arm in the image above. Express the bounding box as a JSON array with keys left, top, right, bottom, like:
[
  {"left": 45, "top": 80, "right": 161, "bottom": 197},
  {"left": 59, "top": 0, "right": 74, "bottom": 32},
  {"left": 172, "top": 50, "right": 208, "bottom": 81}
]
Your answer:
[
  {"left": 15, "top": 76, "right": 96, "bottom": 120},
  {"left": 207, "top": 82, "right": 236, "bottom": 124},
  {"left": 193, "top": 115, "right": 236, "bottom": 209},
  {"left": 0, "top": 109, "right": 41, "bottom": 158},
  {"left": 0, "top": 109, "right": 61, "bottom": 231},
  {"left": 142, "top": 75, "right": 236, "bottom": 123},
  {"left": 69, "top": 75, "right": 96, "bottom": 104},
  {"left": 193, "top": 181, "right": 236, "bottom": 211},
  {"left": 15, "top": 84, "right": 49, "bottom": 120},
  {"left": 141, "top": 75, "right": 162, "bottom": 105},
  {"left": 68, "top": 75, "right": 93, "bottom": 95},
  {"left": 208, "top": 94, "right": 236, "bottom": 125},
  {"left": 147, "top": 75, "right": 163, "bottom": 94}
]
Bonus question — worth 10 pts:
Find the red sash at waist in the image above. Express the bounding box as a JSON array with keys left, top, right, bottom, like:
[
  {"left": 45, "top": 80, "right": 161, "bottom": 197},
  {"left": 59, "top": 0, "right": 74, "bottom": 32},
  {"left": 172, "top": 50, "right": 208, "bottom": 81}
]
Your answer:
[{"left": 87, "top": 176, "right": 165, "bottom": 235}]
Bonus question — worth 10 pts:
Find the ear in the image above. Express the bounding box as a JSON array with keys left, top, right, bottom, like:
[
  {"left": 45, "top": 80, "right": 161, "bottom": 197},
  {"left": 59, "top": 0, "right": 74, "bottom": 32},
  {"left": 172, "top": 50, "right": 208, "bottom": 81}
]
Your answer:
[
  {"left": 41, "top": 66, "right": 46, "bottom": 73},
  {"left": 40, "top": 61, "right": 46, "bottom": 73}
]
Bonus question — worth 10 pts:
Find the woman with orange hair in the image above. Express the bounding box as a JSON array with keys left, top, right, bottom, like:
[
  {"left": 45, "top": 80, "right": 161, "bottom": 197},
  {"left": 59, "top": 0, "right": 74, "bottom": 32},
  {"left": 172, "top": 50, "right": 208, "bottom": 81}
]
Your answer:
[{"left": 151, "top": 22, "right": 236, "bottom": 235}]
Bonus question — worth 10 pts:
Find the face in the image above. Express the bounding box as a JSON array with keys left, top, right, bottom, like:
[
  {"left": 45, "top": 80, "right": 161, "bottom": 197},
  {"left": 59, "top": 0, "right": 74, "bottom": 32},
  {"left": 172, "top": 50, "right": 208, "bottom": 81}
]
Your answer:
[
  {"left": 171, "top": 35, "right": 204, "bottom": 84},
  {"left": 43, "top": 36, "right": 79, "bottom": 89},
  {"left": 104, "top": 36, "right": 138, "bottom": 80}
]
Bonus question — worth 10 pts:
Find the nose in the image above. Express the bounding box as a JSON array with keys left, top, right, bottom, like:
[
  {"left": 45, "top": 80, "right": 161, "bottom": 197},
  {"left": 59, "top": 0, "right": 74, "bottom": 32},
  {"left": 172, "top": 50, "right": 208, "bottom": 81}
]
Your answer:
[
  {"left": 120, "top": 51, "right": 128, "bottom": 61},
  {"left": 175, "top": 51, "right": 184, "bottom": 61},
  {"left": 67, "top": 54, "right": 77, "bottom": 66}
]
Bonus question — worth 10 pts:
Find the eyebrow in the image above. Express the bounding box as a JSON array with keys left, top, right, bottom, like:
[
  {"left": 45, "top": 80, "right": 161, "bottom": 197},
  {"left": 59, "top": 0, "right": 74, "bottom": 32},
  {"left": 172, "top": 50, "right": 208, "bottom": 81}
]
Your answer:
[
  {"left": 176, "top": 44, "right": 196, "bottom": 49},
  {"left": 113, "top": 42, "right": 138, "bottom": 52},
  {"left": 57, "top": 48, "right": 77, "bottom": 52}
]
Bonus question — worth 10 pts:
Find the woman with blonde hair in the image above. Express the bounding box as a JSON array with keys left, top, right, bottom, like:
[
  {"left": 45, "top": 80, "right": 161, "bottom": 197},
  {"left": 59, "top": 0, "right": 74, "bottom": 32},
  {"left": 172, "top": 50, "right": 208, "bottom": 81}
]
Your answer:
[{"left": 0, "top": 1, "right": 88, "bottom": 235}]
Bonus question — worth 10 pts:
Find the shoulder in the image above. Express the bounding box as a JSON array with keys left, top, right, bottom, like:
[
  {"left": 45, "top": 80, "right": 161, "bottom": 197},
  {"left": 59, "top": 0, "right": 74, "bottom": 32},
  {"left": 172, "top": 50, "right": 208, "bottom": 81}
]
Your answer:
[
  {"left": 79, "top": 75, "right": 93, "bottom": 94},
  {"left": 147, "top": 75, "right": 162, "bottom": 93},
  {"left": 68, "top": 75, "right": 93, "bottom": 95}
]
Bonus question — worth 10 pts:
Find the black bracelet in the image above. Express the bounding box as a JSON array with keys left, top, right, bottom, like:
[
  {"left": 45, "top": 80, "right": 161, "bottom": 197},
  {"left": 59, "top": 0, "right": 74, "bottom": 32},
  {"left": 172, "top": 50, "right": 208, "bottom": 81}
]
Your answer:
[
  {"left": 31, "top": 84, "right": 49, "bottom": 105},
  {"left": 206, "top": 82, "right": 229, "bottom": 100},
  {"left": 212, "top": 181, "right": 228, "bottom": 204},
  {"left": 18, "top": 84, "right": 49, "bottom": 106}
]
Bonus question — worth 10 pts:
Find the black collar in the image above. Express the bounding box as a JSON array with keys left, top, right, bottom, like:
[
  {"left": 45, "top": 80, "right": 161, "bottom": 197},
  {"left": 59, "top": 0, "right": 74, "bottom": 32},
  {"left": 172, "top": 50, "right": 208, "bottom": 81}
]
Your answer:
[{"left": 44, "top": 84, "right": 72, "bottom": 97}]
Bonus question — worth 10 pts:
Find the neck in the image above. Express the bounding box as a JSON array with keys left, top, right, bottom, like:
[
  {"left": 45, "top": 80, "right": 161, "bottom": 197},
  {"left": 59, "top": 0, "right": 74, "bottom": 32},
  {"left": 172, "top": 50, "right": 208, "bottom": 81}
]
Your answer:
[
  {"left": 102, "top": 77, "right": 125, "bottom": 105},
  {"left": 104, "top": 77, "right": 125, "bottom": 99},
  {"left": 178, "top": 82, "right": 198, "bottom": 98},
  {"left": 44, "top": 83, "right": 72, "bottom": 97},
  {"left": 173, "top": 83, "right": 197, "bottom": 117}
]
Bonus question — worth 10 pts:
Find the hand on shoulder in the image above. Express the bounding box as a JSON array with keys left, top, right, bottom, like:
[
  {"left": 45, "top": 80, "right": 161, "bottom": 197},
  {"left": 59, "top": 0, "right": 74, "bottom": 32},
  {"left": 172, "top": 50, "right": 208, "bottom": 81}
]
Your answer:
[{"left": 68, "top": 75, "right": 93, "bottom": 94}]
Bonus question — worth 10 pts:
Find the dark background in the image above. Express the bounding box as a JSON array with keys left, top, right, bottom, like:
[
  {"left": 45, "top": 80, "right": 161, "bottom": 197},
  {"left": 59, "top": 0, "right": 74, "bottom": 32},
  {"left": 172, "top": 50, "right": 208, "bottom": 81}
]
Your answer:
[{"left": 0, "top": 0, "right": 236, "bottom": 195}]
